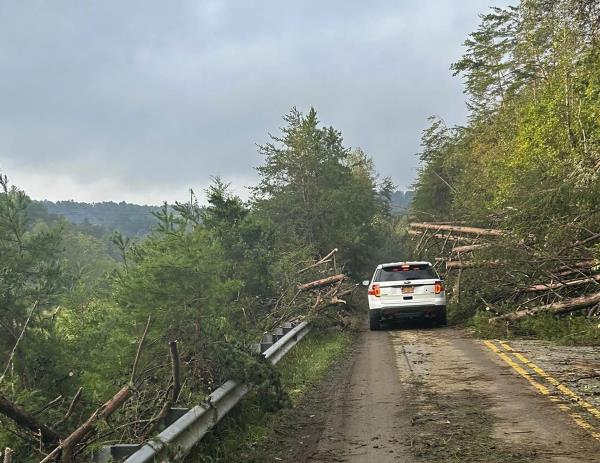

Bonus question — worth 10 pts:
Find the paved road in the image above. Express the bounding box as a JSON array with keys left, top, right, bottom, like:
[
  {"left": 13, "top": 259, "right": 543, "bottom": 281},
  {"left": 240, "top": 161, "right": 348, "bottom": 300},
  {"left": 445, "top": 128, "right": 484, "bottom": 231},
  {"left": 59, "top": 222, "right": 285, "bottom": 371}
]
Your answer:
[{"left": 307, "top": 327, "right": 600, "bottom": 463}]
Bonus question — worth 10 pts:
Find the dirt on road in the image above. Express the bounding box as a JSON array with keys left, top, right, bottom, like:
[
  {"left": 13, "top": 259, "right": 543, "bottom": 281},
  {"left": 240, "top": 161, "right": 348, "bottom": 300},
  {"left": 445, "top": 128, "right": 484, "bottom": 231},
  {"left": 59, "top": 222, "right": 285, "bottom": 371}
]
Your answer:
[{"left": 260, "top": 326, "right": 600, "bottom": 463}]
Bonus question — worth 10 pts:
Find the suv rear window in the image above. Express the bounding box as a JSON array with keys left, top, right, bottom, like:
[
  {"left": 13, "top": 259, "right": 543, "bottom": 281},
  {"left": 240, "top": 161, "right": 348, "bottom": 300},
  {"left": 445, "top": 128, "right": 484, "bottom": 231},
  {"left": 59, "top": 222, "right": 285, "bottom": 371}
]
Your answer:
[{"left": 375, "top": 264, "right": 436, "bottom": 282}]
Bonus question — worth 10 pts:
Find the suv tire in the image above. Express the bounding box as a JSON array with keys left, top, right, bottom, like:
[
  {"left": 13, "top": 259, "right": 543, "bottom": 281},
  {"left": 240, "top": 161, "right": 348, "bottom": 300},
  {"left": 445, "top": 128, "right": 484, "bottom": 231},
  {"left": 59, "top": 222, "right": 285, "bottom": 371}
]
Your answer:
[
  {"left": 436, "top": 309, "right": 448, "bottom": 327},
  {"left": 369, "top": 310, "right": 382, "bottom": 331}
]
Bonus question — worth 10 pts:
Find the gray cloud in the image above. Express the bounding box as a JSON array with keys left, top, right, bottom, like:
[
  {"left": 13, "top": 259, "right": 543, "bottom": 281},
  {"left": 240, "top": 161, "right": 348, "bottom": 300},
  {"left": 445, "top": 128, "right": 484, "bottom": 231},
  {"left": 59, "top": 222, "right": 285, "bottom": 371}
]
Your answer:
[{"left": 0, "top": 0, "right": 513, "bottom": 204}]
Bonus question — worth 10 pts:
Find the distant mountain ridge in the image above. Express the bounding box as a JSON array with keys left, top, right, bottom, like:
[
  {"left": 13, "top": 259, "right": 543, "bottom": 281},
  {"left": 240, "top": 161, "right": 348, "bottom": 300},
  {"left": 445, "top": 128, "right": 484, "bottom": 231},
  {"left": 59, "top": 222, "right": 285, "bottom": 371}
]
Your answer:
[
  {"left": 40, "top": 200, "right": 161, "bottom": 237},
  {"left": 36, "top": 191, "right": 411, "bottom": 237}
]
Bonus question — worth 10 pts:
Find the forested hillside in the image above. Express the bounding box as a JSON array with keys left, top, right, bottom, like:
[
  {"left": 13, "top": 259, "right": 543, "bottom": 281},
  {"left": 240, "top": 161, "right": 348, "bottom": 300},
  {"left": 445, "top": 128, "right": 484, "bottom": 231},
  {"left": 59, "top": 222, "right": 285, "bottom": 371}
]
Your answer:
[
  {"left": 40, "top": 201, "right": 160, "bottom": 237},
  {"left": 411, "top": 0, "right": 600, "bottom": 341},
  {"left": 0, "top": 108, "right": 405, "bottom": 460}
]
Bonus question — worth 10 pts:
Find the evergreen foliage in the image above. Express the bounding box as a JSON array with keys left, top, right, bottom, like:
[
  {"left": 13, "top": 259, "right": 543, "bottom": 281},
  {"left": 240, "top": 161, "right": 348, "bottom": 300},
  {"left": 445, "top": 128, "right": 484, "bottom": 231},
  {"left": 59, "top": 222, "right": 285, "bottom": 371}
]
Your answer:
[
  {"left": 0, "top": 107, "right": 404, "bottom": 459},
  {"left": 412, "top": 0, "right": 600, "bottom": 331}
]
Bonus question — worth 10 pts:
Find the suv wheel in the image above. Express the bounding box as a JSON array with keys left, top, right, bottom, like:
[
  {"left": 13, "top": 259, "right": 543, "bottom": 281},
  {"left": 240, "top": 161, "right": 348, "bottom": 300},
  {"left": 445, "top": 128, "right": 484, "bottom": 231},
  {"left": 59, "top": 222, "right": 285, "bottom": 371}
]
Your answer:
[
  {"left": 436, "top": 309, "right": 448, "bottom": 327},
  {"left": 369, "top": 311, "right": 381, "bottom": 331}
]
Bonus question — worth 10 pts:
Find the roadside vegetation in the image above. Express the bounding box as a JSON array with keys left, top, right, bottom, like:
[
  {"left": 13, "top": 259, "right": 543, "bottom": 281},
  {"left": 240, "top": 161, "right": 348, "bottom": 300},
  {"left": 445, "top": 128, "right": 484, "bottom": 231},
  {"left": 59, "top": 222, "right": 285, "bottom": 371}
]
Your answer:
[
  {"left": 0, "top": 108, "right": 404, "bottom": 460},
  {"left": 189, "top": 327, "right": 355, "bottom": 463},
  {"left": 410, "top": 0, "right": 600, "bottom": 344}
]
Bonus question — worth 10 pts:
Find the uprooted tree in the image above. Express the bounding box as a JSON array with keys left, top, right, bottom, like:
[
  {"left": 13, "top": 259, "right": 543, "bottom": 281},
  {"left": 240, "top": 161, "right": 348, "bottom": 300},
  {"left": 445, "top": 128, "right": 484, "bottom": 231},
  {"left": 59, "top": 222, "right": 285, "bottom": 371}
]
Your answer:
[{"left": 406, "top": 221, "right": 600, "bottom": 326}]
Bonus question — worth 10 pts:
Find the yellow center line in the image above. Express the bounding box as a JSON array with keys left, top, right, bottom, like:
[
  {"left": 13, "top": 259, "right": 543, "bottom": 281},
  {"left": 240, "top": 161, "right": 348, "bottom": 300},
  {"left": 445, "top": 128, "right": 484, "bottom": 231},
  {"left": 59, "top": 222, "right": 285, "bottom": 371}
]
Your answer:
[
  {"left": 483, "top": 341, "right": 554, "bottom": 397},
  {"left": 497, "top": 340, "right": 600, "bottom": 420},
  {"left": 482, "top": 340, "right": 600, "bottom": 442}
]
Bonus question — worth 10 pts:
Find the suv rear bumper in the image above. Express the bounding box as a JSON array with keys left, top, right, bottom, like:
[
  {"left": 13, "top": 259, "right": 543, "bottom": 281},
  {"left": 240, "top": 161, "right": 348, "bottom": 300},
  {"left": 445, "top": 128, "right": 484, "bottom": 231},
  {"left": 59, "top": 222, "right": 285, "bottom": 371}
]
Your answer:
[{"left": 371, "top": 305, "right": 446, "bottom": 321}]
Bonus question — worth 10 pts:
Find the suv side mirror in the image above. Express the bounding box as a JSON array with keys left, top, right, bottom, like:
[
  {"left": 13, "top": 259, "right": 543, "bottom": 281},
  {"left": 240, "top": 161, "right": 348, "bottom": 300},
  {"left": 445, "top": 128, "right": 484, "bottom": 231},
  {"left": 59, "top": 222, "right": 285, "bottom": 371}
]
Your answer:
[{"left": 362, "top": 280, "right": 370, "bottom": 287}]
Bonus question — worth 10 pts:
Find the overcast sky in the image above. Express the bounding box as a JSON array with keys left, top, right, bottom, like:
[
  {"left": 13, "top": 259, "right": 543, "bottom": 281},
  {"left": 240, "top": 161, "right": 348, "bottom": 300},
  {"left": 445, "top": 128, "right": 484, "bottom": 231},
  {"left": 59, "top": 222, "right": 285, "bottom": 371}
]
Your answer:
[{"left": 0, "top": 1, "right": 512, "bottom": 205}]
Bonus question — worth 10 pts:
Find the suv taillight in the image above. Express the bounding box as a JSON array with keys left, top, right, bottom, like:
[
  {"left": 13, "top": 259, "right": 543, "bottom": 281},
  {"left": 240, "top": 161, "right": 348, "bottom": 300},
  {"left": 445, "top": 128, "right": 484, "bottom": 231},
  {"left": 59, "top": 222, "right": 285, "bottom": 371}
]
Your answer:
[
  {"left": 434, "top": 281, "right": 443, "bottom": 294},
  {"left": 368, "top": 284, "right": 381, "bottom": 297}
]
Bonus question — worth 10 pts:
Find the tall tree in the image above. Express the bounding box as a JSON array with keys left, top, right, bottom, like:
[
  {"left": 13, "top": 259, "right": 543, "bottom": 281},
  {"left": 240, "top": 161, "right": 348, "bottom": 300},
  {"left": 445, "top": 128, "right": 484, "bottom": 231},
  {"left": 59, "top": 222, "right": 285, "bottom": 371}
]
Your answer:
[{"left": 253, "top": 107, "right": 393, "bottom": 275}]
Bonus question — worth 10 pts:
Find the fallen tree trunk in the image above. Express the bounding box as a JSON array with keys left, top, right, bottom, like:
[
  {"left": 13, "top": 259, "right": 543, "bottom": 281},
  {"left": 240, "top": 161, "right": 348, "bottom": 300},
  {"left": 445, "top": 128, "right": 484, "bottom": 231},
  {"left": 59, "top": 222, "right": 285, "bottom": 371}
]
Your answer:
[
  {"left": 450, "top": 244, "right": 487, "bottom": 254},
  {"left": 410, "top": 222, "right": 504, "bottom": 237},
  {"left": 553, "top": 260, "right": 597, "bottom": 273},
  {"left": 298, "top": 274, "right": 346, "bottom": 291},
  {"left": 519, "top": 274, "right": 600, "bottom": 293},
  {"left": 0, "top": 394, "right": 60, "bottom": 446},
  {"left": 407, "top": 230, "right": 477, "bottom": 243},
  {"left": 559, "top": 232, "right": 600, "bottom": 255},
  {"left": 40, "top": 386, "right": 131, "bottom": 463},
  {"left": 445, "top": 260, "right": 503, "bottom": 270},
  {"left": 490, "top": 291, "right": 600, "bottom": 323},
  {"left": 3, "top": 448, "right": 13, "bottom": 463}
]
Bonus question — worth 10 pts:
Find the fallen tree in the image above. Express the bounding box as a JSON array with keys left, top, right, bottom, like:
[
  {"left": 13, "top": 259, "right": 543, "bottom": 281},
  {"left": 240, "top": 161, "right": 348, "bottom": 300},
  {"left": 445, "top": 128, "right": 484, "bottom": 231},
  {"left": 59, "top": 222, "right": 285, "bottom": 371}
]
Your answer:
[
  {"left": 446, "top": 260, "right": 504, "bottom": 270},
  {"left": 40, "top": 386, "right": 131, "bottom": 463},
  {"left": 407, "top": 230, "right": 477, "bottom": 242},
  {"left": 0, "top": 394, "right": 60, "bottom": 446},
  {"left": 490, "top": 291, "right": 600, "bottom": 323},
  {"left": 450, "top": 244, "right": 487, "bottom": 255},
  {"left": 298, "top": 274, "right": 346, "bottom": 291},
  {"left": 409, "top": 222, "right": 505, "bottom": 237},
  {"left": 518, "top": 274, "right": 600, "bottom": 293}
]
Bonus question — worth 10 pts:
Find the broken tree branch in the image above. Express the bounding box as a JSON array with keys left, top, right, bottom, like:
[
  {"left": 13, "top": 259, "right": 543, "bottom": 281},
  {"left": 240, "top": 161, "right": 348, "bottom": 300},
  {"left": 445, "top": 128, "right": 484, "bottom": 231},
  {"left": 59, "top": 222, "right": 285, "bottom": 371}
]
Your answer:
[
  {"left": 518, "top": 274, "right": 600, "bottom": 293},
  {"left": 33, "top": 396, "right": 63, "bottom": 416},
  {"left": 3, "top": 448, "right": 14, "bottom": 463},
  {"left": 450, "top": 244, "right": 487, "bottom": 255},
  {"left": 54, "top": 388, "right": 82, "bottom": 428},
  {"left": 130, "top": 316, "right": 152, "bottom": 385},
  {"left": 408, "top": 230, "right": 478, "bottom": 243},
  {"left": 298, "top": 274, "right": 346, "bottom": 291},
  {"left": 0, "top": 394, "right": 60, "bottom": 446},
  {"left": 298, "top": 248, "right": 338, "bottom": 274},
  {"left": 445, "top": 260, "right": 503, "bottom": 270},
  {"left": 169, "top": 341, "right": 181, "bottom": 403},
  {"left": 39, "top": 386, "right": 131, "bottom": 463},
  {"left": 558, "top": 232, "right": 600, "bottom": 255},
  {"left": 0, "top": 301, "right": 39, "bottom": 385},
  {"left": 490, "top": 291, "right": 600, "bottom": 323},
  {"left": 553, "top": 260, "right": 597, "bottom": 272}
]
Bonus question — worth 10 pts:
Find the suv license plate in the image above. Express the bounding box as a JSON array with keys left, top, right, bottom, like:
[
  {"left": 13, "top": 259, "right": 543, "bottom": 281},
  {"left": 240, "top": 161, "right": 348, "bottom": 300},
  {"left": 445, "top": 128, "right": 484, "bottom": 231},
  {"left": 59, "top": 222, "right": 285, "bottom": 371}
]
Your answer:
[{"left": 402, "top": 286, "right": 414, "bottom": 294}]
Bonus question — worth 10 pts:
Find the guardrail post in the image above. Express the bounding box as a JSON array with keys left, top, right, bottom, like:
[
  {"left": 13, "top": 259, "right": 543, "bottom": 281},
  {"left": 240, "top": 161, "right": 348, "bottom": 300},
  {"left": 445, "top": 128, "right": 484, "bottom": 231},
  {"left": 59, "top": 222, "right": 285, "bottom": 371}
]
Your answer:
[
  {"left": 271, "top": 327, "right": 285, "bottom": 342},
  {"left": 164, "top": 407, "right": 190, "bottom": 427},
  {"left": 260, "top": 334, "right": 274, "bottom": 353},
  {"left": 93, "top": 444, "right": 140, "bottom": 463}
]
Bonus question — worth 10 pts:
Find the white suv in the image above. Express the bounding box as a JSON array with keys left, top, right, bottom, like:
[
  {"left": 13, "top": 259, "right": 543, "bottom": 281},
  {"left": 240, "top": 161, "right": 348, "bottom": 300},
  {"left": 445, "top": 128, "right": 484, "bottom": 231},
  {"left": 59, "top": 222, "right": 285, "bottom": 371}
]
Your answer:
[{"left": 363, "top": 261, "right": 446, "bottom": 330}]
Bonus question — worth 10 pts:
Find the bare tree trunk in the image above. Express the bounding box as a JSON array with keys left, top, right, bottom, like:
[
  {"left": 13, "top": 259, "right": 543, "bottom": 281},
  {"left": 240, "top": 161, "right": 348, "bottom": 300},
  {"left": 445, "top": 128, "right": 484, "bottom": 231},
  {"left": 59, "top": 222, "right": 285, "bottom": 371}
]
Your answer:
[
  {"left": 40, "top": 386, "right": 131, "bottom": 463},
  {"left": 450, "top": 244, "right": 487, "bottom": 255},
  {"left": 446, "top": 260, "right": 503, "bottom": 270},
  {"left": 3, "top": 448, "right": 13, "bottom": 463},
  {"left": 518, "top": 274, "right": 600, "bottom": 293},
  {"left": 410, "top": 222, "right": 504, "bottom": 236},
  {"left": 0, "top": 394, "right": 60, "bottom": 445},
  {"left": 490, "top": 291, "right": 600, "bottom": 323},
  {"left": 408, "top": 230, "right": 477, "bottom": 242},
  {"left": 298, "top": 274, "right": 346, "bottom": 291}
]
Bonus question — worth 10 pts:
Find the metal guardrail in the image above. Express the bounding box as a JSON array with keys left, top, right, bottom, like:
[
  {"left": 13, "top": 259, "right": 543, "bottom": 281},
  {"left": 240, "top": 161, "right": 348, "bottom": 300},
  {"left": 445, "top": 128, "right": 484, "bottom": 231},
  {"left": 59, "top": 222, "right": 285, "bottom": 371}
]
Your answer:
[
  {"left": 263, "top": 321, "right": 310, "bottom": 365},
  {"left": 101, "top": 321, "right": 311, "bottom": 463}
]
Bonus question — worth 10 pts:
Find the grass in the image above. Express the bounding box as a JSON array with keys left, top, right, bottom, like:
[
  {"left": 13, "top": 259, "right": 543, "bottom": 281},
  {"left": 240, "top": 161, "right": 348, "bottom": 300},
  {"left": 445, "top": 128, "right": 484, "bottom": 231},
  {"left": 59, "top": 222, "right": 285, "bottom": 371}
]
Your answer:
[{"left": 186, "top": 327, "right": 354, "bottom": 462}]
